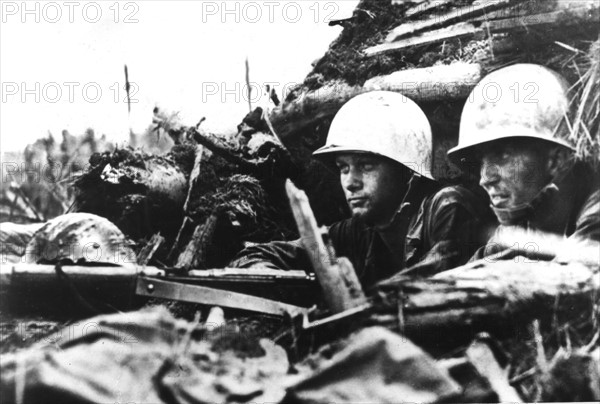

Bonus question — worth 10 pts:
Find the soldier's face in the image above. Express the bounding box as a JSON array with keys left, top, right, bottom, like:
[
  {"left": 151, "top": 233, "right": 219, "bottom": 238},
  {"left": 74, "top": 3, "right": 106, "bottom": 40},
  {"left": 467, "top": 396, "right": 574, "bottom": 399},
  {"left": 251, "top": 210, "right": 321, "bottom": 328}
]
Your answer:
[
  {"left": 479, "top": 142, "right": 551, "bottom": 209},
  {"left": 335, "top": 153, "right": 406, "bottom": 227}
]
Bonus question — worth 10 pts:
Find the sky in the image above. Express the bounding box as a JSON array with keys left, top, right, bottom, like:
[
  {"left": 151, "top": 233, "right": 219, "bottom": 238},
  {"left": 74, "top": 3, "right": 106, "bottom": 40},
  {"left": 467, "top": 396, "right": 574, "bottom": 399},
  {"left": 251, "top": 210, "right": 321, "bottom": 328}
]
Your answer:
[{"left": 0, "top": 0, "right": 359, "bottom": 152}]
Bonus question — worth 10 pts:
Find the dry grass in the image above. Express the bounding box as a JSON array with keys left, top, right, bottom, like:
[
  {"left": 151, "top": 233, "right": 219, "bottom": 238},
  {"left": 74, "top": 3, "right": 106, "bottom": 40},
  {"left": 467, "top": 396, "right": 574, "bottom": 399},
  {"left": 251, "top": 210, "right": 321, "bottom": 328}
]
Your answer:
[{"left": 567, "top": 39, "right": 600, "bottom": 168}]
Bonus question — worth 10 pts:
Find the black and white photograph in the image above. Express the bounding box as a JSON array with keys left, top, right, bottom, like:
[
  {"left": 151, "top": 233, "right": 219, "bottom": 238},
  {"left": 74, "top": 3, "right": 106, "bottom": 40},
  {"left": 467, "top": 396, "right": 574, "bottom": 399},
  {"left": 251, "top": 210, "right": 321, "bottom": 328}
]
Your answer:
[{"left": 1, "top": 1, "right": 599, "bottom": 402}]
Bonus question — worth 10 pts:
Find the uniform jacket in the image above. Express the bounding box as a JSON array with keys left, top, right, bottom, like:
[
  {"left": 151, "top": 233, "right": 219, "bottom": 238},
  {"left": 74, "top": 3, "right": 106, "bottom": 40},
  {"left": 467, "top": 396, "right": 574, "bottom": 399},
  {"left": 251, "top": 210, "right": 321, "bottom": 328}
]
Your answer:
[{"left": 231, "top": 175, "right": 494, "bottom": 289}]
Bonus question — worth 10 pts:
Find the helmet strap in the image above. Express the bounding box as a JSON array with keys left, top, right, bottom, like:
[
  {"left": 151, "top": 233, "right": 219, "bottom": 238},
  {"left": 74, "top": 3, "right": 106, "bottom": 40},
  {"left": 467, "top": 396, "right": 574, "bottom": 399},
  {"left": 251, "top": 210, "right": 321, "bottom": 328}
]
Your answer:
[
  {"left": 492, "top": 183, "right": 559, "bottom": 226},
  {"left": 376, "top": 172, "right": 417, "bottom": 231}
]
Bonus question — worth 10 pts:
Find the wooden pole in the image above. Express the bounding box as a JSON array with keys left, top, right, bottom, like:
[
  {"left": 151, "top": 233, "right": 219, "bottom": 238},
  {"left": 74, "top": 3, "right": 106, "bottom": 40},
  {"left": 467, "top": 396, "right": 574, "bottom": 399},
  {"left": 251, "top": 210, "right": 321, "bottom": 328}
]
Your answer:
[{"left": 285, "top": 180, "right": 366, "bottom": 313}]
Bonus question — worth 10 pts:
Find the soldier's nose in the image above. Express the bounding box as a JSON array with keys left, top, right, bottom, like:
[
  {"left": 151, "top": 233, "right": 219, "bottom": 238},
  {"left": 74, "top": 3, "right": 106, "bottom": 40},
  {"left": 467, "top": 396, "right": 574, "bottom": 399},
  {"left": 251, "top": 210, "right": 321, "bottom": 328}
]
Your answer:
[
  {"left": 342, "top": 171, "right": 362, "bottom": 192},
  {"left": 480, "top": 161, "right": 501, "bottom": 188}
]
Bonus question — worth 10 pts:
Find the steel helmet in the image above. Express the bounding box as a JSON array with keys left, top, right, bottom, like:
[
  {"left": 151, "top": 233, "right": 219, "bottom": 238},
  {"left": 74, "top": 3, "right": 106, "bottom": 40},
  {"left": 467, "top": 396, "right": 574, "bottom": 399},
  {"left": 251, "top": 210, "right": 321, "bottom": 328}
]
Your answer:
[
  {"left": 448, "top": 64, "right": 575, "bottom": 160},
  {"left": 313, "top": 91, "right": 433, "bottom": 179},
  {"left": 25, "top": 213, "right": 136, "bottom": 265}
]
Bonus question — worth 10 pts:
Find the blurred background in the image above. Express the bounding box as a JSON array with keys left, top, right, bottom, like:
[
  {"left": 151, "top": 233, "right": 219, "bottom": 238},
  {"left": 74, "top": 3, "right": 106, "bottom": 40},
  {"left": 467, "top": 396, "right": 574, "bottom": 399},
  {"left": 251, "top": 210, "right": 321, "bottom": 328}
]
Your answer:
[{"left": 1, "top": 0, "right": 359, "bottom": 152}]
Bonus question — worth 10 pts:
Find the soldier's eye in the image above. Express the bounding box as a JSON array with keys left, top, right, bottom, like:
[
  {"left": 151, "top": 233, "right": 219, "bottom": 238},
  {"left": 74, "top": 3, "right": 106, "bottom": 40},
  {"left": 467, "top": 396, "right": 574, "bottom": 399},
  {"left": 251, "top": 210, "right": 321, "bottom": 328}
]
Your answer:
[
  {"left": 337, "top": 164, "right": 349, "bottom": 174},
  {"left": 360, "top": 161, "right": 375, "bottom": 171}
]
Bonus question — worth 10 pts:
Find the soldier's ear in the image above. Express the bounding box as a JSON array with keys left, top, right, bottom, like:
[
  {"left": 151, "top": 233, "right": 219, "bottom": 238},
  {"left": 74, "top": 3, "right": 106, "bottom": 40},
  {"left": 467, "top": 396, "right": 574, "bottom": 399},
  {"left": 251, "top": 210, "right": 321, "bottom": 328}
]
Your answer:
[{"left": 546, "top": 146, "right": 573, "bottom": 178}]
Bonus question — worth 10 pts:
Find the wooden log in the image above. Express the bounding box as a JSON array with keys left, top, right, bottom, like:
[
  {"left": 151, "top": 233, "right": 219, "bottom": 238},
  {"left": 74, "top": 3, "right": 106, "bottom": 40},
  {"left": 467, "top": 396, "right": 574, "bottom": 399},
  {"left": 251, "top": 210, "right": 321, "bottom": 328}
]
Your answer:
[
  {"left": 175, "top": 213, "right": 219, "bottom": 269},
  {"left": 286, "top": 180, "right": 366, "bottom": 313},
  {"left": 364, "top": 62, "right": 482, "bottom": 100},
  {"left": 136, "top": 232, "right": 165, "bottom": 265},
  {"left": 190, "top": 128, "right": 260, "bottom": 171},
  {"left": 404, "top": 0, "right": 454, "bottom": 19},
  {"left": 365, "top": 22, "right": 481, "bottom": 56},
  {"left": 141, "top": 159, "right": 188, "bottom": 205},
  {"left": 368, "top": 259, "right": 599, "bottom": 339},
  {"left": 94, "top": 157, "right": 187, "bottom": 205},
  {"left": 385, "top": 0, "right": 522, "bottom": 42},
  {"left": 366, "top": 0, "right": 600, "bottom": 56},
  {"left": 470, "top": 0, "right": 599, "bottom": 25},
  {"left": 484, "top": 5, "right": 599, "bottom": 33},
  {"left": 270, "top": 64, "right": 482, "bottom": 141},
  {"left": 73, "top": 148, "right": 189, "bottom": 242},
  {"left": 269, "top": 81, "right": 364, "bottom": 142}
]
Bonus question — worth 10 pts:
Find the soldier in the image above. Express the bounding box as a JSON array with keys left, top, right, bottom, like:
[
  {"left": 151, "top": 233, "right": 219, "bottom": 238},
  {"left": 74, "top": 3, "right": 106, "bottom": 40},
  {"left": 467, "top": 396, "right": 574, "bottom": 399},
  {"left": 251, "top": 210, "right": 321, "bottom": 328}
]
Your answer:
[
  {"left": 231, "top": 91, "right": 493, "bottom": 288},
  {"left": 448, "top": 64, "right": 600, "bottom": 261}
]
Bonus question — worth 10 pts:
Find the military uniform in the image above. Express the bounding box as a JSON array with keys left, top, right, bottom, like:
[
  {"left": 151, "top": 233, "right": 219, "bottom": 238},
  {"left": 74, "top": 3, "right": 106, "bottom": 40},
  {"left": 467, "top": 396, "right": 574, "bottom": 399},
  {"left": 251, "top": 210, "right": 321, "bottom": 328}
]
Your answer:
[{"left": 232, "top": 176, "right": 494, "bottom": 289}]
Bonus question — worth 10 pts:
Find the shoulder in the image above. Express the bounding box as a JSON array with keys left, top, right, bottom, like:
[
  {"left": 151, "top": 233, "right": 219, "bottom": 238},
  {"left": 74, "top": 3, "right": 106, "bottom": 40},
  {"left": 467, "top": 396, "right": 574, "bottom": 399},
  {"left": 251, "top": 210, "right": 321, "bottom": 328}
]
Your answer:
[
  {"left": 579, "top": 187, "right": 600, "bottom": 216},
  {"left": 425, "top": 184, "right": 488, "bottom": 215},
  {"left": 574, "top": 186, "right": 600, "bottom": 239},
  {"left": 328, "top": 217, "right": 367, "bottom": 237},
  {"left": 565, "top": 165, "right": 600, "bottom": 239}
]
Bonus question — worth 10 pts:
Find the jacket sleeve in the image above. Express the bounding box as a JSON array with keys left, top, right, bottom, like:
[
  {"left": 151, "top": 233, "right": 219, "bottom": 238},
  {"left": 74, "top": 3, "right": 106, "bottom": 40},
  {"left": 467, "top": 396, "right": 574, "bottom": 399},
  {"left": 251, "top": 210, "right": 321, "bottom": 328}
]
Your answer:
[
  {"left": 571, "top": 188, "right": 600, "bottom": 243},
  {"left": 469, "top": 226, "right": 524, "bottom": 263},
  {"left": 229, "top": 239, "right": 312, "bottom": 271},
  {"left": 405, "top": 186, "right": 495, "bottom": 276},
  {"left": 229, "top": 218, "right": 359, "bottom": 271}
]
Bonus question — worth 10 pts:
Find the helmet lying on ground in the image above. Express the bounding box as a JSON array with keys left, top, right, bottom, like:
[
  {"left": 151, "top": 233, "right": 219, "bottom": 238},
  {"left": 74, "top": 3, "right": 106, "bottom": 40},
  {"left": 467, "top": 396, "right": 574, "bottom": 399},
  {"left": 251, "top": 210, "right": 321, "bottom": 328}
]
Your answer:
[{"left": 25, "top": 213, "right": 136, "bottom": 265}]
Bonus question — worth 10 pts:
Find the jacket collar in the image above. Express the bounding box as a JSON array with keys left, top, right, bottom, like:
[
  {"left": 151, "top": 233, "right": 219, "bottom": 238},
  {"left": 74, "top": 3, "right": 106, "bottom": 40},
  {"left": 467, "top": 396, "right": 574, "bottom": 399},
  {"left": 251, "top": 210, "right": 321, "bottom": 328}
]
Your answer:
[{"left": 377, "top": 173, "right": 440, "bottom": 232}]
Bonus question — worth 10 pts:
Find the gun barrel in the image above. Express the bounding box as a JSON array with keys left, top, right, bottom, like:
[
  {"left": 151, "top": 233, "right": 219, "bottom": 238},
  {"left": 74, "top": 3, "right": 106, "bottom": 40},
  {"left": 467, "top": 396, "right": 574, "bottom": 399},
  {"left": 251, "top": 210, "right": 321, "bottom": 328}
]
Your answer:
[{"left": 0, "top": 263, "right": 317, "bottom": 315}]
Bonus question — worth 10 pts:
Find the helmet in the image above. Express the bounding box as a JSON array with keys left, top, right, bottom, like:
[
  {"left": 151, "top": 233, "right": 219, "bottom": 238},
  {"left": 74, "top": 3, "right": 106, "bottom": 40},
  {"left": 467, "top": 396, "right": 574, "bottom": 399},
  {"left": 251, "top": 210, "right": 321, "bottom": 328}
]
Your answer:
[
  {"left": 448, "top": 64, "right": 574, "bottom": 160},
  {"left": 313, "top": 91, "right": 433, "bottom": 179},
  {"left": 25, "top": 213, "right": 136, "bottom": 265}
]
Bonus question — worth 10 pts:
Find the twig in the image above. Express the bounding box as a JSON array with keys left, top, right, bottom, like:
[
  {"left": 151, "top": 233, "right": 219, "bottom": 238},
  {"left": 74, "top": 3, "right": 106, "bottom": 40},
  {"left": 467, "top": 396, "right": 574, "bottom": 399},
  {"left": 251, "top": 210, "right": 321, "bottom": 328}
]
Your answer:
[
  {"left": 167, "top": 216, "right": 194, "bottom": 261},
  {"left": 245, "top": 57, "right": 252, "bottom": 113},
  {"left": 396, "top": 288, "right": 405, "bottom": 335},
  {"left": 124, "top": 64, "right": 131, "bottom": 114},
  {"left": 532, "top": 319, "right": 549, "bottom": 374},
  {"left": 531, "top": 318, "right": 548, "bottom": 401},
  {"left": 510, "top": 367, "right": 537, "bottom": 384},
  {"left": 183, "top": 145, "right": 204, "bottom": 213},
  {"left": 584, "top": 331, "right": 600, "bottom": 352},
  {"left": 189, "top": 128, "right": 260, "bottom": 171},
  {"left": 262, "top": 108, "right": 283, "bottom": 143},
  {"left": 555, "top": 41, "right": 582, "bottom": 54}
]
